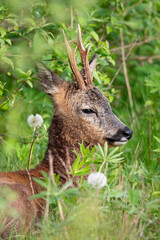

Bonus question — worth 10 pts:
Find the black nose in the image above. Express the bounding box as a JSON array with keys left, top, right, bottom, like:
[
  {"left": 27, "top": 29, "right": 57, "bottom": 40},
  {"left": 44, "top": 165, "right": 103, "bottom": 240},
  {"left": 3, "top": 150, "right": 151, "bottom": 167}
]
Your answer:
[{"left": 122, "top": 128, "right": 133, "bottom": 140}]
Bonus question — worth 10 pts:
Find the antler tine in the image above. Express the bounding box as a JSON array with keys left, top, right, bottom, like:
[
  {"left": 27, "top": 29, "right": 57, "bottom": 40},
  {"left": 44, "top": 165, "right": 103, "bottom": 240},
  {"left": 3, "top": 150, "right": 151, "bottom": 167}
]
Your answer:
[
  {"left": 77, "top": 24, "right": 92, "bottom": 86},
  {"left": 77, "top": 24, "right": 85, "bottom": 51},
  {"left": 62, "top": 29, "right": 85, "bottom": 90}
]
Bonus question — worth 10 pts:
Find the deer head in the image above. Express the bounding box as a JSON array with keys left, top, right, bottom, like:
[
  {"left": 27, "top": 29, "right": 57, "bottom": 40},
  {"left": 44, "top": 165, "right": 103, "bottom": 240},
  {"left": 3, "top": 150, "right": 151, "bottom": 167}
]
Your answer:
[{"left": 37, "top": 25, "right": 132, "bottom": 147}]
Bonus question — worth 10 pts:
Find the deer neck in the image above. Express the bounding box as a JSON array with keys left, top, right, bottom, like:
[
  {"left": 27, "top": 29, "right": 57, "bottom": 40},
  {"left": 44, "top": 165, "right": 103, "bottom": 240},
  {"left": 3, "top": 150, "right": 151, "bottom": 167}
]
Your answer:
[{"left": 36, "top": 115, "right": 87, "bottom": 183}]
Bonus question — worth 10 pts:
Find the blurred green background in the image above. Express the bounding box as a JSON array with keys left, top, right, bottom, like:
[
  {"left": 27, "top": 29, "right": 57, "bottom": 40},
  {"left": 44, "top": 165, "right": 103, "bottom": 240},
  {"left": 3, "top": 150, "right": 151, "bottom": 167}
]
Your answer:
[{"left": 0, "top": 0, "right": 160, "bottom": 239}]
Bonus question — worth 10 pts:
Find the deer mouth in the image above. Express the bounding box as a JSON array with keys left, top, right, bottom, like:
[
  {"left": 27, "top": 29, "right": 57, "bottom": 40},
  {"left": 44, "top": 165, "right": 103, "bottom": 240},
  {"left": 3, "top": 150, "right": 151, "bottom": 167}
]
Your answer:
[
  {"left": 106, "top": 127, "right": 133, "bottom": 146},
  {"left": 106, "top": 137, "right": 128, "bottom": 146}
]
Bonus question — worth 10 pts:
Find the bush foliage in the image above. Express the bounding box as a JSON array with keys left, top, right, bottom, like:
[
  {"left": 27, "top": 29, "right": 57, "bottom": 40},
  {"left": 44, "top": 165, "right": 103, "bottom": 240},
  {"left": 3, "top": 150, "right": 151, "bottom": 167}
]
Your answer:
[{"left": 0, "top": 0, "right": 160, "bottom": 239}]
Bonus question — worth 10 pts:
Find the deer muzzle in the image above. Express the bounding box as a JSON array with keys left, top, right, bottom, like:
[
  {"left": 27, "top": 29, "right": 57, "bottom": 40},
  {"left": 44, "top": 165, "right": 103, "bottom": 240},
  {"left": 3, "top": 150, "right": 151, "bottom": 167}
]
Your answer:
[{"left": 106, "top": 127, "right": 133, "bottom": 146}]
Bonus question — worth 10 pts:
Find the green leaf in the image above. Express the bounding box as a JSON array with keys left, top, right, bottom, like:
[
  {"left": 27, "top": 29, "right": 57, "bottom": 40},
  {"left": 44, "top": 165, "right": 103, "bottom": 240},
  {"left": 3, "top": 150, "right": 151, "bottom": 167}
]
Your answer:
[
  {"left": 78, "top": 156, "right": 88, "bottom": 169},
  {"left": 103, "top": 141, "right": 108, "bottom": 158},
  {"left": 61, "top": 181, "right": 73, "bottom": 191},
  {"left": 90, "top": 31, "right": 99, "bottom": 42},
  {"left": 145, "top": 74, "right": 160, "bottom": 93},
  {"left": 30, "top": 190, "right": 47, "bottom": 199},
  {"left": 26, "top": 80, "right": 33, "bottom": 88},
  {"left": 108, "top": 147, "right": 120, "bottom": 158},
  {"left": 154, "top": 136, "right": 160, "bottom": 144},
  {"left": 111, "top": 16, "right": 117, "bottom": 25},
  {"left": 107, "top": 157, "right": 123, "bottom": 163},
  {"left": 75, "top": 166, "right": 92, "bottom": 176},
  {"left": 1, "top": 56, "right": 14, "bottom": 69},
  {"left": 154, "top": 149, "right": 160, "bottom": 152},
  {"left": 4, "top": 38, "right": 12, "bottom": 45},
  {"left": 106, "top": 25, "right": 113, "bottom": 34},
  {"left": 107, "top": 56, "right": 115, "bottom": 66},
  {"left": 33, "top": 177, "right": 48, "bottom": 189},
  {"left": 73, "top": 155, "right": 81, "bottom": 171},
  {"left": 0, "top": 27, "right": 6, "bottom": 37},
  {"left": 6, "top": 18, "right": 18, "bottom": 27},
  {"left": 96, "top": 144, "right": 105, "bottom": 158}
]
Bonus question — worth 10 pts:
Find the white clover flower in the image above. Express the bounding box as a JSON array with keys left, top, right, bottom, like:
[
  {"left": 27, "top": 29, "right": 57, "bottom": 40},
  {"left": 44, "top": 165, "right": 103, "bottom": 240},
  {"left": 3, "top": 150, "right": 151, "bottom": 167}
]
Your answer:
[
  {"left": 27, "top": 114, "right": 43, "bottom": 128},
  {"left": 87, "top": 172, "right": 107, "bottom": 189}
]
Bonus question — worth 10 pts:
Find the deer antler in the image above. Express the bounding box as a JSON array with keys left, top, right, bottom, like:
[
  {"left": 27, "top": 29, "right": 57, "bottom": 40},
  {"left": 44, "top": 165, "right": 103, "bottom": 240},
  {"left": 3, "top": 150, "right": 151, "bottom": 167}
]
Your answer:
[
  {"left": 77, "top": 24, "right": 92, "bottom": 86},
  {"left": 62, "top": 30, "right": 86, "bottom": 90}
]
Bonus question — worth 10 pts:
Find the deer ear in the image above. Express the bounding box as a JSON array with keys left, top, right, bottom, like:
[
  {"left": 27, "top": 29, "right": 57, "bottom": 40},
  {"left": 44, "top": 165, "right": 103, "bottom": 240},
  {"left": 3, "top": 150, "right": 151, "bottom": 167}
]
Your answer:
[
  {"left": 89, "top": 54, "right": 97, "bottom": 79},
  {"left": 36, "top": 62, "right": 64, "bottom": 95}
]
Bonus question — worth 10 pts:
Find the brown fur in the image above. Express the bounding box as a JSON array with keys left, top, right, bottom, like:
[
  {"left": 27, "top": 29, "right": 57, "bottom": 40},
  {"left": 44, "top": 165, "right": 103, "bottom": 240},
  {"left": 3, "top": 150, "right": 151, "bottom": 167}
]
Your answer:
[{"left": 0, "top": 36, "right": 132, "bottom": 238}]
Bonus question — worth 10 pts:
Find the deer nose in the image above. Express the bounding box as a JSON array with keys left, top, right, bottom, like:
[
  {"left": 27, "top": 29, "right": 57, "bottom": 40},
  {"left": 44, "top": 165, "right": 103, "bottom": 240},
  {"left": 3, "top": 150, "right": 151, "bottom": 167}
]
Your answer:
[{"left": 122, "top": 128, "right": 133, "bottom": 140}]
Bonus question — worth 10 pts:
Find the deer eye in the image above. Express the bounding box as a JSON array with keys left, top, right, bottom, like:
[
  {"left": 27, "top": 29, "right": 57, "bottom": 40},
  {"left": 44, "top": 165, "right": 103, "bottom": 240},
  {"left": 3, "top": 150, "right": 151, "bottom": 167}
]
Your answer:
[{"left": 82, "top": 109, "right": 95, "bottom": 114}]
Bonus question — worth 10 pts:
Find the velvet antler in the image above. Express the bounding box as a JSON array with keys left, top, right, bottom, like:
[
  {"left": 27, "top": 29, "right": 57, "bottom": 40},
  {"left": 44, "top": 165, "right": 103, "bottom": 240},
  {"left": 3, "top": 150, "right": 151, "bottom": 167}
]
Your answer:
[
  {"left": 63, "top": 25, "right": 93, "bottom": 89},
  {"left": 77, "top": 24, "right": 92, "bottom": 86},
  {"left": 62, "top": 29, "right": 86, "bottom": 90}
]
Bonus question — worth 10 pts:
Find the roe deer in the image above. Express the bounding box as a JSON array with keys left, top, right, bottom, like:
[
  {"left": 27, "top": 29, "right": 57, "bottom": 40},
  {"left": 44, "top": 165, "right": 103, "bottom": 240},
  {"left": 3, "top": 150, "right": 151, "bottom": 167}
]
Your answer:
[{"left": 0, "top": 25, "right": 132, "bottom": 238}]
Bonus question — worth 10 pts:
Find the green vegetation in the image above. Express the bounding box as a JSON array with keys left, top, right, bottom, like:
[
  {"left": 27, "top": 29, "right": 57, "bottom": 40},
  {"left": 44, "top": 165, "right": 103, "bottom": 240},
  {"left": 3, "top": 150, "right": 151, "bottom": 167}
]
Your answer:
[{"left": 0, "top": 0, "right": 160, "bottom": 239}]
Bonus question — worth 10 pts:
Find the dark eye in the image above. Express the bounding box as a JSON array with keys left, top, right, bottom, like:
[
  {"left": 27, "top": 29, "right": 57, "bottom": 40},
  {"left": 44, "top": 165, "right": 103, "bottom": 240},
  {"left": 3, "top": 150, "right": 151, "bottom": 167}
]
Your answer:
[{"left": 82, "top": 109, "right": 95, "bottom": 114}]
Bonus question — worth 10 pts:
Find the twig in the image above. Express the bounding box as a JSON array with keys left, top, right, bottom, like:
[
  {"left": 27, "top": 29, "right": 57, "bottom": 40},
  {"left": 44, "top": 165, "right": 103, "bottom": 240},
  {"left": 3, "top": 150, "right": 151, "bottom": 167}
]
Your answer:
[
  {"left": 99, "top": 157, "right": 107, "bottom": 172},
  {"left": 26, "top": 170, "right": 44, "bottom": 210},
  {"left": 120, "top": 28, "right": 136, "bottom": 128},
  {"left": 28, "top": 137, "right": 36, "bottom": 169},
  {"left": 127, "top": 142, "right": 139, "bottom": 180},
  {"left": 149, "top": 106, "right": 152, "bottom": 160},
  {"left": 129, "top": 55, "right": 160, "bottom": 62},
  {"left": 48, "top": 150, "right": 69, "bottom": 240},
  {"left": 110, "top": 35, "right": 160, "bottom": 52},
  {"left": 44, "top": 175, "right": 51, "bottom": 222},
  {"left": 132, "top": 208, "right": 144, "bottom": 228},
  {"left": 134, "top": 142, "right": 140, "bottom": 163},
  {"left": 118, "top": 146, "right": 121, "bottom": 187},
  {"left": 122, "top": 208, "right": 144, "bottom": 240},
  {"left": 95, "top": 189, "right": 99, "bottom": 225},
  {"left": 48, "top": 152, "right": 64, "bottom": 220},
  {"left": 120, "top": 28, "right": 133, "bottom": 108},
  {"left": 107, "top": 37, "right": 138, "bottom": 90},
  {"left": 48, "top": 150, "right": 56, "bottom": 186}
]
